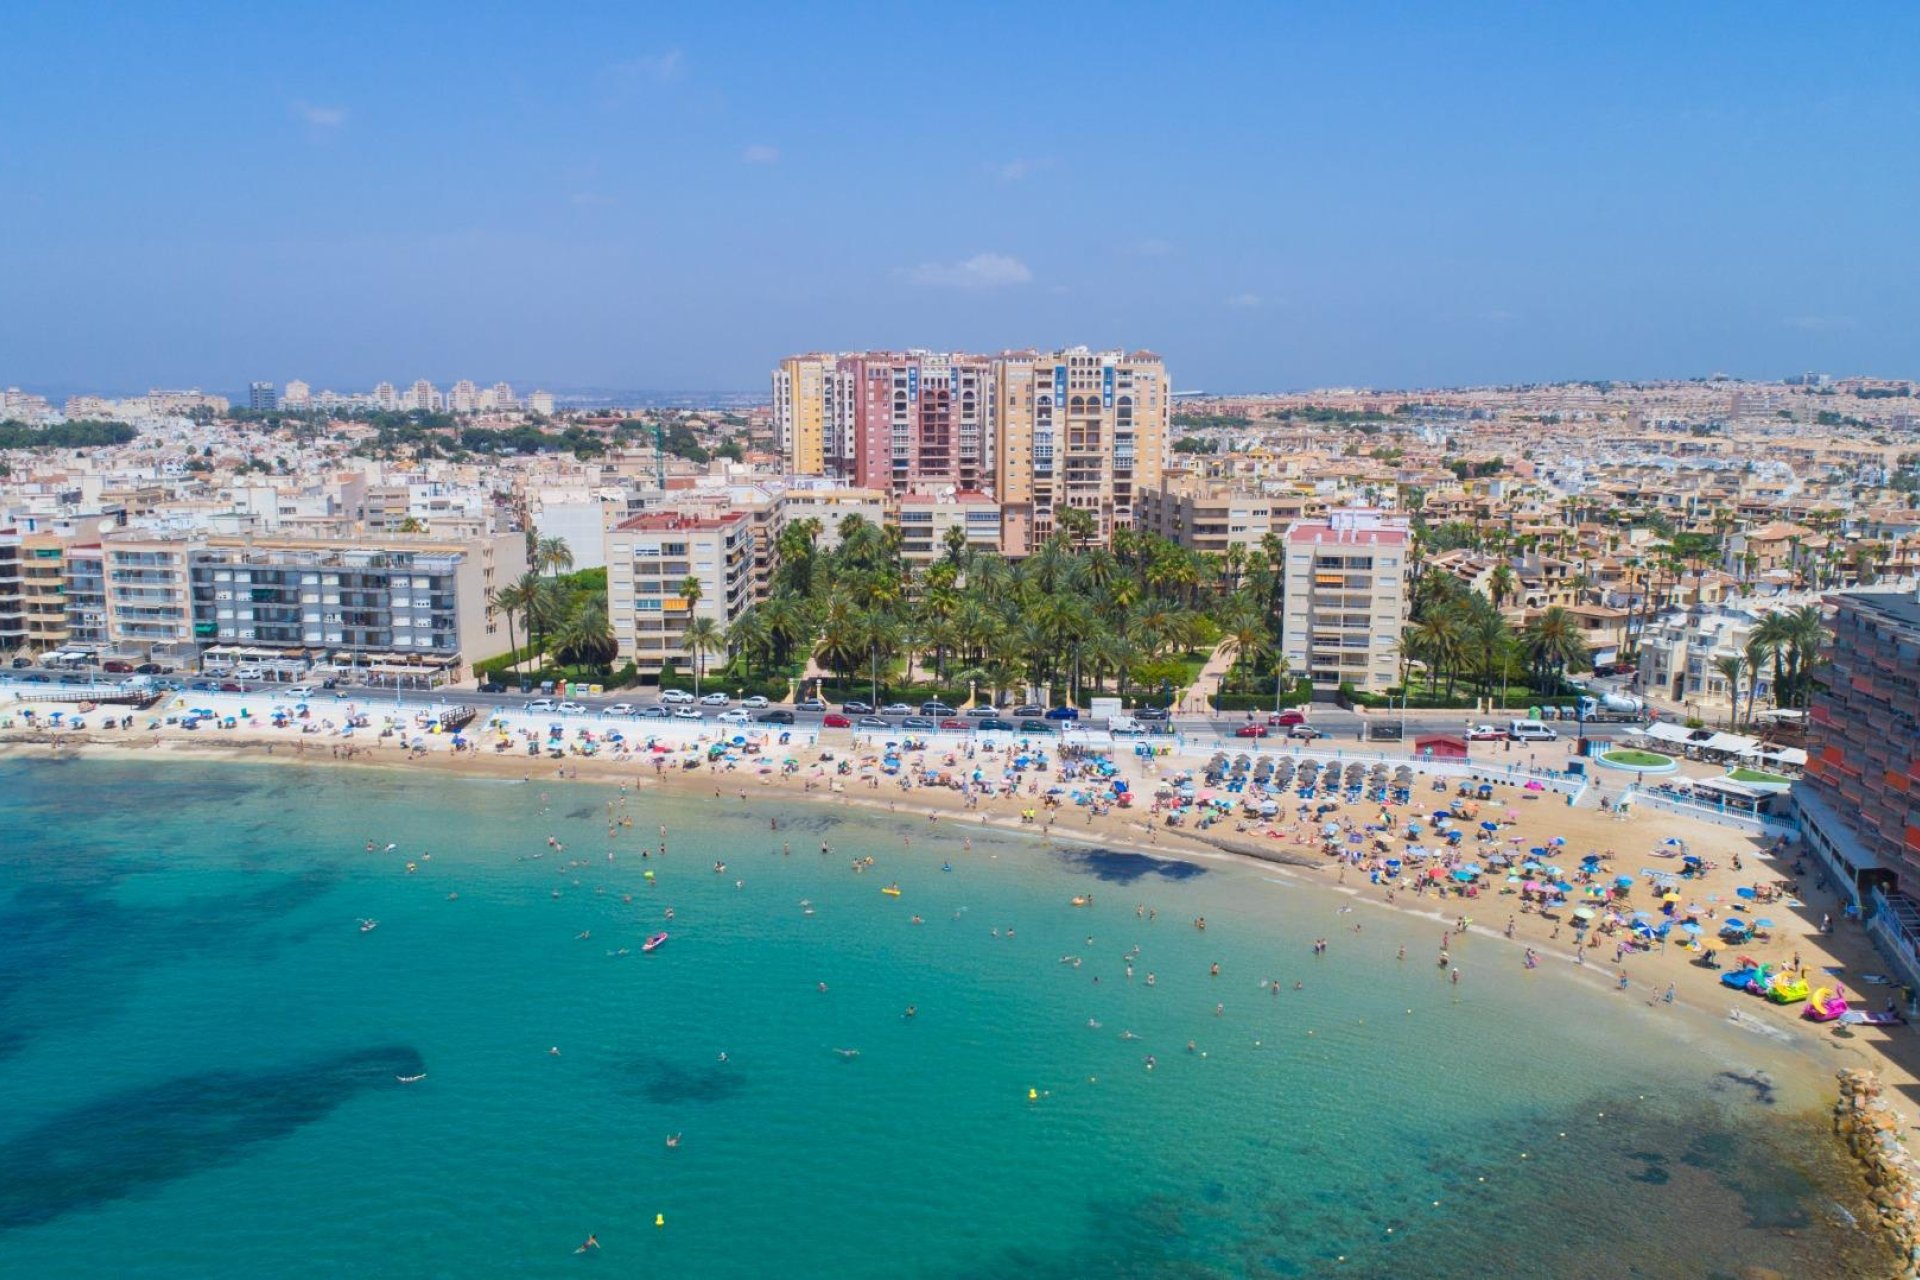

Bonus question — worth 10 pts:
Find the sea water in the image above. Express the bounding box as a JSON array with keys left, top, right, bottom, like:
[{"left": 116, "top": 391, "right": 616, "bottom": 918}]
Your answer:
[{"left": 0, "top": 757, "right": 1891, "bottom": 1278}]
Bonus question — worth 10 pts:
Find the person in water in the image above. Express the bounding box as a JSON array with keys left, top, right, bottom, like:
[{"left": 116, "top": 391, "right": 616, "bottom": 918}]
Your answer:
[{"left": 576, "top": 1235, "right": 599, "bottom": 1252}]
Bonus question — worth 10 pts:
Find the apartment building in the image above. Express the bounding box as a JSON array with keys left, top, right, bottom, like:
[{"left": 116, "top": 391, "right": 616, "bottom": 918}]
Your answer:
[
  {"left": 896, "top": 492, "right": 1001, "bottom": 564},
  {"left": 102, "top": 532, "right": 199, "bottom": 665},
  {"left": 778, "top": 485, "right": 892, "bottom": 549},
  {"left": 1796, "top": 590, "right": 1920, "bottom": 982},
  {"left": 1635, "top": 608, "right": 1768, "bottom": 714},
  {"left": 772, "top": 346, "right": 1169, "bottom": 553},
  {"left": 185, "top": 532, "right": 522, "bottom": 682},
  {"left": 1280, "top": 510, "right": 1409, "bottom": 693},
  {"left": 1134, "top": 473, "right": 1274, "bottom": 555},
  {"left": 605, "top": 512, "right": 753, "bottom": 675}
]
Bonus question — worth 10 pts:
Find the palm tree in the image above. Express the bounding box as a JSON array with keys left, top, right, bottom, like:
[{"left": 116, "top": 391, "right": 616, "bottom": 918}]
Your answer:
[
  {"left": 534, "top": 536, "right": 574, "bottom": 578},
  {"left": 680, "top": 617, "right": 724, "bottom": 697},
  {"left": 1521, "top": 607, "right": 1588, "bottom": 694},
  {"left": 554, "top": 600, "right": 617, "bottom": 669},
  {"left": 725, "top": 608, "right": 771, "bottom": 682},
  {"left": 679, "top": 575, "right": 703, "bottom": 610},
  {"left": 1712, "top": 654, "right": 1746, "bottom": 728},
  {"left": 491, "top": 576, "right": 537, "bottom": 669},
  {"left": 1487, "top": 562, "right": 1517, "bottom": 611}
]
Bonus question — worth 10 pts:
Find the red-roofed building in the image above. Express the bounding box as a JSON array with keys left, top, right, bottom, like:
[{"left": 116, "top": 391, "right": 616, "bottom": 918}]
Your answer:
[
  {"left": 606, "top": 510, "right": 753, "bottom": 675},
  {"left": 1279, "top": 510, "right": 1411, "bottom": 694}
]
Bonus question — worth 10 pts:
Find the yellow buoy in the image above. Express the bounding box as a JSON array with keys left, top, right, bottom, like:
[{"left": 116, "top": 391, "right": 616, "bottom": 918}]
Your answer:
[
  {"left": 1027, "top": 1088, "right": 1038, "bottom": 1101},
  {"left": 655, "top": 1213, "right": 665, "bottom": 1228}
]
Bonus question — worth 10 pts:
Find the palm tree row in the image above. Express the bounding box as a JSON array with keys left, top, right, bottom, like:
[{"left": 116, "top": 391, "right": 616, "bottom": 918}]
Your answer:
[
  {"left": 489, "top": 535, "right": 617, "bottom": 674},
  {"left": 1399, "top": 571, "right": 1590, "bottom": 703},
  {"left": 704, "top": 514, "right": 1282, "bottom": 707}
]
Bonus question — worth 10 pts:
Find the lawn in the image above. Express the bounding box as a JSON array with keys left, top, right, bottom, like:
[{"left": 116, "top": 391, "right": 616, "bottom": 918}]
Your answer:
[
  {"left": 1728, "top": 767, "right": 1793, "bottom": 785},
  {"left": 1601, "top": 749, "right": 1674, "bottom": 768}
]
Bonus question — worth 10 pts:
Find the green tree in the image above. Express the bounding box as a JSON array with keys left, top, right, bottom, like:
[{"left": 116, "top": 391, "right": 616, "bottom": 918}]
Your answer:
[{"left": 681, "top": 617, "right": 724, "bottom": 696}]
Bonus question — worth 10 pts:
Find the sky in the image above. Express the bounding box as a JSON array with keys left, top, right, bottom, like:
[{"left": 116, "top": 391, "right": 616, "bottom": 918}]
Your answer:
[{"left": 2, "top": 1, "right": 1917, "bottom": 396}]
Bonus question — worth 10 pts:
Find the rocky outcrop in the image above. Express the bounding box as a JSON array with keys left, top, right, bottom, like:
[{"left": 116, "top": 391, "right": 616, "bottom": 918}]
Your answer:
[{"left": 1835, "top": 1068, "right": 1920, "bottom": 1276}]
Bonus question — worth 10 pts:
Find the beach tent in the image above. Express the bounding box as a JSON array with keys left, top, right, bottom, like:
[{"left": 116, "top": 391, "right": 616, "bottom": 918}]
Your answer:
[{"left": 1414, "top": 734, "right": 1468, "bottom": 761}]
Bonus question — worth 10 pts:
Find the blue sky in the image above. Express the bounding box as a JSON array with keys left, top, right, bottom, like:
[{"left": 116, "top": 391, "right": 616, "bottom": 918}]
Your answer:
[{"left": 2, "top": 1, "right": 1916, "bottom": 395}]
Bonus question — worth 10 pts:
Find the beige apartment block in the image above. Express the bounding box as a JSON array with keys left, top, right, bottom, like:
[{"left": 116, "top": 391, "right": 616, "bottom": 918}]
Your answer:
[
  {"left": 896, "top": 491, "right": 1001, "bottom": 564},
  {"left": 606, "top": 511, "right": 753, "bottom": 675},
  {"left": 1135, "top": 473, "right": 1274, "bottom": 555},
  {"left": 1280, "top": 510, "right": 1410, "bottom": 694}
]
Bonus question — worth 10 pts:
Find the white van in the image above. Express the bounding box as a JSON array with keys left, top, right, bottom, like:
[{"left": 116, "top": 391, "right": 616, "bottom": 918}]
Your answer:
[{"left": 1507, "top": 719, "right": 1557, "bottom": 742}]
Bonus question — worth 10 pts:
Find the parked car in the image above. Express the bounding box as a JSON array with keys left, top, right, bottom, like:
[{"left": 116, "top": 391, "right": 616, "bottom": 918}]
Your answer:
[
  {"left": 287, "top": 685, "right": 318, "bottom": 699},
  {"left": 795, "top": 698, "right": 827, "bottom": 712},
  {"left": 1045, "top": 706, "right": 1080, "bottom": 721},
  {"left": 978, "top": 717, "right": 1016, "bottom": 732},
  {"left": 133, "top": 662, "right": 168, "bottom": 675},
  {"left": 841, "top": 700, "right": 875, "bottom": 714},
  {"left": 1235, "top": 723, "right": 1270, "bottom": 738},
  {"left": 20, "top": 673, "right": 48, "bottom": 683},
  {"left": 218, "top": 682, "right": 246, "bottom": 693},
  {"left": 637, "top": 706, "right": 669, "bottom": 719},
  {"left": 671, "top": 707, "right": 701, "bottom": 720},
  {"left": 477, "top": 680, "right": 507, "bottom": 693},
  {"left": 1465, "top": 724, "right": 1505, "bottom": 740},
  {"left": 742, "top": 695, "right": 770, "bottom": 709},
  {"left": 699, "top": 692, "right": 731, "bottom": 706},
  {"left": 1136, "top": 707, "right": 1171, "bottom": 722},
  {"left": 756, "top": 709, "right": 795, "bottom": 725},
  {"left": 1011, "top": 704, "right": 1044, "bottom": 718},
  {"left": 555, "top": 701, "right": 587, "bottom": 714},
  {"left": 920, "top": 701, "right": 958, "bottom": 717},
  {"left": 527, "top": 698, "right": 558, "bottom": 712},
  {"left": 880, "top": 703, "right": 912, "bottom": 716},
  {"left": 717, "top": 709, "right": 751, "bottom": 725},
  {"left": 822, "top": 713, "right": 852, "bottom": 728},
  {"left": 233, "top": 666, "right": 265, "bottom": 679},
  {"left": 1018, "top": 719, "right": 1052, "bottom": 734},
  {"left": 607, "top": 703, "right": 636, "bottom": 716},
  {"left": 939, "top": 718, "right": 970, "bottom": 731},
  {"left": 1288, "top": 725, "right": 1327, "bottom": 740},
  {"left": 901, "top": 716, "right": 936, "bottom": 729},
  {"left": 9, "top": 656, "right": 32, "bottom": 668},
  {"left": 965, "top": 706, "right": 1000, "bottom": 718},
  {"left": 660, "top": 689, "right": 695, "bottom": 705},
  {"left": 102, "top": 660, "right": 134, "bottom": 674}
]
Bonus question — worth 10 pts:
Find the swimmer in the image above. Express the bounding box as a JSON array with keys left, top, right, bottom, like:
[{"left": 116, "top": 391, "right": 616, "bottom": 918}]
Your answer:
[
  {"left": 575, "top": 1234, "right": 600, "bottom": 1253},
  {"left": 903, "top": 1005, "right": 917, "bottom": 1019},
  {"left": 549, "top": 1046, "right": 561, "bottom": 1056},
  {"left": 818, "top": 981, "right": 828, "bottom": 993},
  {"left": 718, "top": 1051, "right": 729, "bottom": 1063},
  {"left": 665, "top": 1134, "right": 681, "bottom": 1148},
  {"left": 1087, "top": 1018, "right": 1102, "bottom": 1029},
  {"left": 833, "top": 1048, "right": 860, "bottom": 1058},
  {"left": 1144, "top": 1055, "right": 1157, "bottom": 1071}
]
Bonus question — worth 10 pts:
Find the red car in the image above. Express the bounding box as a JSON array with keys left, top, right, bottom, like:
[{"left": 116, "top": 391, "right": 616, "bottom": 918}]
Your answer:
[
  {"left": 822, "top": 713, "right": 852, "bottom": 728},
  {"left": 940, "top": 718, "right": 970, "bottom": 731},
  {"left": 1235, "top": 723, "right": 1270, "bottom": 738},
  {"left": 1267, "top": 709, "right": 1308, "bottom": 726}
]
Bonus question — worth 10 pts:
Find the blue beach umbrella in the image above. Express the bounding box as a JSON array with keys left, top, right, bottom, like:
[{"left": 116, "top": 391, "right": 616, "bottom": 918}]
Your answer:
[{"left": 1753, "top": 918, "right": 1775, "bottom": 929}]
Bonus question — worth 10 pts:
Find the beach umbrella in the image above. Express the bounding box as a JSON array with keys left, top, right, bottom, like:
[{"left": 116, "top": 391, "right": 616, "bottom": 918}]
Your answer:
[
  {"left": 1480, "top": 821, "right": 1500, "bottom": 831},
  {"left": 1452, "top": 869, "right": 1477, "bottom": 882},
  {"left": 1572, "top": 906, "right": 1596, "bottom": 921},
  {"left": 1680, "top": 921, "right": 1702, "bottom": 933},
  {"left": 1550, "top": 836, "right": 1567, "bottom": 846},
  {"left": 1552, "top": 881, "right": 1573, "bottom": 893},
  {"left": 1614, "top": 875, "right": 1634, "bottom": 888},
  {"left": 1522, "top": 880, "right": 1543, "bottom": 892},
  {"left": 1754, "top": 918, "right": 1775, "bottom": 929},
  {"left": 1581, "top": 855, "right": 1603, "bottom": 868},
  {"left": 1661, "top": 890, "right": 1681, "bottom": 902},
  {"left": 1735, "top": 886, "right": 1756, "bottom": 900}
]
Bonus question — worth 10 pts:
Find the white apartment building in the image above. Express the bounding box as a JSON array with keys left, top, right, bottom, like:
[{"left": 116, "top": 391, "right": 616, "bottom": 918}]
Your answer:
[
  {"left": 605, "top": 511, "right": 753, "bottom": 675},
  {"left": 1280, "top": 509, "right": 1409, "bottom": 693}
]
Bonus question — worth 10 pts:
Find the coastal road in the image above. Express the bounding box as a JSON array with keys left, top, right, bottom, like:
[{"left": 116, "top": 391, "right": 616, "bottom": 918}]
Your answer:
[{"left": 1, "top": 668, "right": 1641, "bottom": 761}]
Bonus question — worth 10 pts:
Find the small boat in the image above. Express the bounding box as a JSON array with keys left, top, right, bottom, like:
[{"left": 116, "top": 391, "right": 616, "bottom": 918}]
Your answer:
[
  {"left": 643, "top": 932, "right": 669, "bottom": 952},
  {"left": 881, "top": 885, "right": 902, "bottom": 897},
  {"left": 1070, "top": 895, "right": 1092, "bottom": 907},
  {"left": 359, "top": 918, "right": 379, "bottom": 933},
  {"left": 396, "top": 1073, "right": 427, "bottom": 1083}
]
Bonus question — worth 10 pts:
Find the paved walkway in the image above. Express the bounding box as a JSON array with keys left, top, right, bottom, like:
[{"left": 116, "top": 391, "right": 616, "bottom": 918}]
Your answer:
[{"left": 1177, "top": 641, "right": 1240, "bottom": 715}]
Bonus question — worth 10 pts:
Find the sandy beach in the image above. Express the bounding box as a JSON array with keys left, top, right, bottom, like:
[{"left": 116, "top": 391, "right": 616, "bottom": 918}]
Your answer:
[{"left": 5, "top": 688, "right": 1914, "bottom": 1106}]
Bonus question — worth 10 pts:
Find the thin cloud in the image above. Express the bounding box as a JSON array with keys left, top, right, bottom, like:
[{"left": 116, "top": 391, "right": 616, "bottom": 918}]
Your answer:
[
  {"left": 599, "top": 49, "right": 686, "bottom": 105},
  {"left": 293, "top": 102, "right": 349, "bottom": 130},
  {"left": 899, "top": 252, "right": 1033, "bottom": 290},
  {"left": 742, "top": 144, "right": 780, "bottom": 164},
  {"left": 993, "top": 157, "right": 1050, "bottom": 182},
  {"left": 1128, "top": 238, "right": 1175, "bottom": 257},
  {"left": 1224, "top": 292, "right": 1262, "bottom": 308}
]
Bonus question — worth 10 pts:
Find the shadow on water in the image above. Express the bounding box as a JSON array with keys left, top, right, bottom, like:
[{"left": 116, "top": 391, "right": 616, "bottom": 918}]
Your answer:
[
  {"left": 0, "top": 1044, "right": 424, "bottom": 1230},
  {"left": 0, "top": 866, "right": 342, "bottom": 1062},
  {"left": 615, "top": 1055, "right": 748, "bottom": 1105},
  {"left": 1055, "top": 848, "right": 1207, "bottom": 884}
]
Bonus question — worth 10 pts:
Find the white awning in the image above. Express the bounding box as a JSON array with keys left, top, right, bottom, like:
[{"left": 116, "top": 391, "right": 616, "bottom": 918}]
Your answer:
[
  {"left": 1641, "top": 722, "right": 1692, "bottom": 745},
  {"left": 1702, "top": 732, "right": 1756, "bottom": 754}
]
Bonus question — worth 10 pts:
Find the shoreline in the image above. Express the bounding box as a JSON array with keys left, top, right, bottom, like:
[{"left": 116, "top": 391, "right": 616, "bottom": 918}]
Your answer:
[{"left": 9, "top": 714, "right": 1916, "bottom": 1268}]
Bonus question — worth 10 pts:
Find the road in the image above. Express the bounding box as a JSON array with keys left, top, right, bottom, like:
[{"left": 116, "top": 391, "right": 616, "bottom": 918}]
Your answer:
[{"left": 1, "top": 666, "right": 1644, "bottom": 751}]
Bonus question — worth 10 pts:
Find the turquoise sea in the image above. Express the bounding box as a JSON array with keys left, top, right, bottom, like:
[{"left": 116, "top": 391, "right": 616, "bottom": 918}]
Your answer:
[{"left": 0, "top": 757, "right": 1892, "bottom": 1278}]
